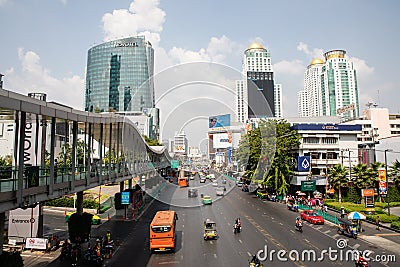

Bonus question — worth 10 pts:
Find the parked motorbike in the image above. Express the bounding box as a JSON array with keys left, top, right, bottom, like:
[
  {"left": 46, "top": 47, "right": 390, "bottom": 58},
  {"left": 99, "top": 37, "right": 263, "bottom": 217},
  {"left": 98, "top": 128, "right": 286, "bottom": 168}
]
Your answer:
[
  {"left": 249, "top": 255, "right": 264, "bottom": 267},
  {"left": 295, "top": 221, "right": 303, "bottom": 233}
]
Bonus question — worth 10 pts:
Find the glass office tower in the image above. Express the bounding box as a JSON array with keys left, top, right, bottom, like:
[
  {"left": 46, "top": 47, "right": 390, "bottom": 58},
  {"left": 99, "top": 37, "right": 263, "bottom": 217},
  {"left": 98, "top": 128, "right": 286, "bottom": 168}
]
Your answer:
[{"left": 85, "top": 36, "right": 154, "bottom": 113}]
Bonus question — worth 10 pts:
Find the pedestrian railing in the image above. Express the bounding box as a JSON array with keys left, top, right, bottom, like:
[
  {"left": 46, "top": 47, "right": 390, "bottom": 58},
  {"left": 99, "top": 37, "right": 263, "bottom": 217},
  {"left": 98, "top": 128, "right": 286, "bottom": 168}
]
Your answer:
[{"left": 316, "top": 210, "right": 339, "bottom": 224}]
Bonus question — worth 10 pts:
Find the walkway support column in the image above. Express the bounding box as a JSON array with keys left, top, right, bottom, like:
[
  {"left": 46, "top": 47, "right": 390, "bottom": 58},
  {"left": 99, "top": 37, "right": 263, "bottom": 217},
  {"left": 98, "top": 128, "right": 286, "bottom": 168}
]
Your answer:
[
  {"left": 76, "top": 191, "right": 84, "bottom": 215},
  {"left": 0, "top": 212, "right": 5, "bottom": 255}
]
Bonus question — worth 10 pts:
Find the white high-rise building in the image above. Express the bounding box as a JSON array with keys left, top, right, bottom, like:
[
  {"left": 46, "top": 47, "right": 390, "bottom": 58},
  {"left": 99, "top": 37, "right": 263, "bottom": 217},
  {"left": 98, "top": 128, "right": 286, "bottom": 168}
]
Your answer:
[
  {"left": 321, "top": 50, "right": 359, "bottom": 118},
  {"left": 298, "top": 50, "right": 359, "bottom": 118},
  {"left": 274, "top": 84, "right": 283, "bottom": 118},
  {"left": 235, "top": 43, "right": 282, "bottom": 122},
  {"left": 297, "top": 90, "right": 308, "bottom": 117},
  {"left": 235, "top": 80, "right": 247, "bottom": 123}
]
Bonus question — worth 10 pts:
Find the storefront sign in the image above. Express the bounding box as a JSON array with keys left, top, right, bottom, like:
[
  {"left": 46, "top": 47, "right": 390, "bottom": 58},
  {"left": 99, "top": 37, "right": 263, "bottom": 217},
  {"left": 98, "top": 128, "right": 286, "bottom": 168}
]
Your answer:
[{"left": 25, "top": 238, "right": 48, "bottom": 250}]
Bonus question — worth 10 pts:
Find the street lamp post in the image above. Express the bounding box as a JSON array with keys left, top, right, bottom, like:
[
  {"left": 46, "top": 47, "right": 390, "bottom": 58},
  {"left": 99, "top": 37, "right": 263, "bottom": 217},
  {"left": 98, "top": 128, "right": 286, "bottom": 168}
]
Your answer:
[{"left": 384, "top": 149, "right": 392, "bottom": 216}]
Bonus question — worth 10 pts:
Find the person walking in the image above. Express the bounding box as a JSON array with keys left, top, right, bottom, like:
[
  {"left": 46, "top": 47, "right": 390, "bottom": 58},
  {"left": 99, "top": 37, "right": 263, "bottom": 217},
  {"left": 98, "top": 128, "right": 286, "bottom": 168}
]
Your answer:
[
  {"left": 340, "top": 207, "right": 346, "bottom": 219},
  {"left": 376, "top": 216, "right": 381, "bottom": 231}
]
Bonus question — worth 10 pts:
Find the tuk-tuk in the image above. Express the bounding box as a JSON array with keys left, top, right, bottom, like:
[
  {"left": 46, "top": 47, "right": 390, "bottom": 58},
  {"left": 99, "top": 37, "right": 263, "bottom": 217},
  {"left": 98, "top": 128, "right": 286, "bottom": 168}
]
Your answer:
[
  {"left": 337, "top": 218, "right": 358, "bottom": 239},
  {"left": 203, "top": 219, "right": 218, "bottom": 240}
]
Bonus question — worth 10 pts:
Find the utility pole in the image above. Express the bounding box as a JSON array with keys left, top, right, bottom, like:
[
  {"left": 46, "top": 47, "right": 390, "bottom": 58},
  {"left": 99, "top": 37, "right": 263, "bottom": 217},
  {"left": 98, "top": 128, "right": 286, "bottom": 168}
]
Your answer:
[{"left": 385, "top": 149, "right": 392, "bottom": 215}]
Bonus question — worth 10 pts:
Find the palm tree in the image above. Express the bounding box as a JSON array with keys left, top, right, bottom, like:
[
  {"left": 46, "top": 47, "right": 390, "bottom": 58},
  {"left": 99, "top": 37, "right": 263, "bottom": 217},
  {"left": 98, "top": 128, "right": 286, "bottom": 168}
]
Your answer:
[
  {"left": 389, "top": 159, "right": 400, "bottom": 187},
  {"left": 328, "top": 164, "right": 349, "bottom": 202},
  {"left": 352, "top": 163, "right": 374, "bottom": 189}
]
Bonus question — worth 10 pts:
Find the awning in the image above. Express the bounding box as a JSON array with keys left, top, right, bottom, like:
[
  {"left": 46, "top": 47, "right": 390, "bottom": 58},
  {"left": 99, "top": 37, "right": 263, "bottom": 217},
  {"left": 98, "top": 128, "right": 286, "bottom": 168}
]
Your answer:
[{"left": 289, "top": 175, "right": 327, "bottom": 186}]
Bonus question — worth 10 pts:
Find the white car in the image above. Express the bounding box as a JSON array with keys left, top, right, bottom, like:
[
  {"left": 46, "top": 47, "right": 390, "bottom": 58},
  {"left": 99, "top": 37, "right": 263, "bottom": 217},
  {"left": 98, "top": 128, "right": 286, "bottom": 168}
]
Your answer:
[
  {"left": 212, "top": 181, "right": 218, "bottom": 187},
  {"left": 216, "top": 187, "right": 224, "bottom": 196},
  {"left": 237, "top": 181, "right": 243, "bottom": 187},
  {"left": 200, "top": 177, "right": 206, "bottom": 183}
]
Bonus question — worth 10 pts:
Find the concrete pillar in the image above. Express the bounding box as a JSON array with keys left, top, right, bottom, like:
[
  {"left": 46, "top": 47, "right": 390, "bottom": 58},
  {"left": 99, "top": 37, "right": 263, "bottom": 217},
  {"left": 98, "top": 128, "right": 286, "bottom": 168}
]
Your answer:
[
  {"left": 49, "top": 117, "right": 56, "bottom": 195},
  {"left": 76, "top": 191, "right": 84, "bottom": 215},
  {"left": 128, "top": 179, "right": 132, "bottom": 189},
  {"left": 0, "top": 212, "right": 5, "bottom": 255},
  {"left": 99, "top": 123, "right": 103, "bottom": 184},
  {"left": 120, "top": 181, "right": 124, "bottom": 192},
  {"left": 17, "top": 111, "right": 26, "bottom": 204},
  {"left": 71, "top": 121, "right": 77, "bottom": 190}
]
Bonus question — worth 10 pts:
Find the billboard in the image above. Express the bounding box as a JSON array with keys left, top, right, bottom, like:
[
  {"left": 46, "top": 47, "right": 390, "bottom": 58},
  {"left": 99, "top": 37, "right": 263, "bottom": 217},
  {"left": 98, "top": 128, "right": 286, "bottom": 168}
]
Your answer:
[
  {"left": 173, "top": 145, "right": 186, "bottom": 153},
  {"left": 378, "top": 168, "right": 387, "bottom": 195},
  {"left": 213, "top": 133, "right": 232, "bottom": 148},
  {"left": 209, "top": 114, "right": 231, "bottom": 128}
]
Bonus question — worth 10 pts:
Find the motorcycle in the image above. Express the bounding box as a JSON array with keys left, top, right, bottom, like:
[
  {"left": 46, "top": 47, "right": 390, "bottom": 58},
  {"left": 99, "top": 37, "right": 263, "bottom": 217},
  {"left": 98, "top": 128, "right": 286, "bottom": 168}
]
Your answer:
[
  {"left": 84, "top": 248, "right": 105, "bottom": 266},
  {"left": 60, "top": 242, "right": 72, "bottom": 262},
  {"left": 355, "top": 253, "right": 370, "bottom": 266},
  {"left": 295, "top": 221, "right": 303, "bottom": 233},
  {"left": 249, "top": 255, "right": 264, "bottom": 267},
  {"left": 103, "top": 240, "right": 114, "bottom": 259},
  {"left": 233, "top": 222, "right": 242, "bottom": 234}
]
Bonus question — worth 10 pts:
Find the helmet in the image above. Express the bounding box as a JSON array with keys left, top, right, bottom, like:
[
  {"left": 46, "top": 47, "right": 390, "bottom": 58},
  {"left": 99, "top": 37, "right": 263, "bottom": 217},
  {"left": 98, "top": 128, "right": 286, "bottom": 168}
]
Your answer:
[
  {"left": 96, "top": 239, "right": 100, "bottom": 242},
  {"left": 296, "top": 216, "right": 300, "bottom": 220}
]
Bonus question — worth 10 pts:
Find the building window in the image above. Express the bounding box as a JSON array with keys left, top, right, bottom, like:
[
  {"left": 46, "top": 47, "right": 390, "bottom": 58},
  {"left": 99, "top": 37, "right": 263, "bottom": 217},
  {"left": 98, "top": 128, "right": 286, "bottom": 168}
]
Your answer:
[{"left": 303, "top": 137, "right": 319, "bottom": 144}]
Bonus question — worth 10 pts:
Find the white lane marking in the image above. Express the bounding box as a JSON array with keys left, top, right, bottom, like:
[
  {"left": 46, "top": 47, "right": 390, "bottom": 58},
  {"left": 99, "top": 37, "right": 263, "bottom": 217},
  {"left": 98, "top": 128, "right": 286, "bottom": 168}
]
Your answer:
[
  {"left": 247, "top": 252, "right": 252, "bottom": 257},
  {"left": 333, "top": 234, "right": 339, "bottom": 239},
  {"left": 182, "top": 232, "right": 184, "bottom": 235},
  {"left": 324, "top": 230, "right": 331, "bottom": 234},
  {"left": 353, "top": 244, "right": 360, "bottom": 250},
  {"left": 315, "top": 226, "right": 322, "bottom": 230},
  {"left": 54, "top": 228, "right": 65, "bottom": 231},
  {"left": 158, "top": 261, "right": 180, "bottom": 265},
  {"left": 290, "top": 230, "right": 295, "bottom": 234},
  {"left": 239, "top": 239, "right": 243, "bottom": 244},
  {"left": 182, "top": 224, "right": 184, "bottom": 228},
  {"left": 265, "top": 239, "right": 268, "bottom": 243},
  {"left": 304, "top": 239, "right": 310, "bottom": 243},
  {"left": 214, "top": 253, "right": 217, "bottom": 258},
  {"left": 210, "top": 241, "right": 213, "bottom": 244},
  {"left": 279, "top": 222, "right": 283, "bottom": 226}
]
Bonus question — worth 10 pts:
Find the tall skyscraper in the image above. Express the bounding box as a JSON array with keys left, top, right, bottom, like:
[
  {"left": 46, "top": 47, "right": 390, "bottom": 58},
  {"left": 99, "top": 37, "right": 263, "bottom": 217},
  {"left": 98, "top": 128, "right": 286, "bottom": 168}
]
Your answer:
[
  {"left": 236, "top": 43, "right": 282, "bottom": 122},
  {"left": 85, "top": 36, "right": 154, "bottom": 113},
  {"left": 321, "top": 50, "right": 359, "bottom": 117},
  {"left": 298, "top": 50, "right": 359, "bottom": 118}
]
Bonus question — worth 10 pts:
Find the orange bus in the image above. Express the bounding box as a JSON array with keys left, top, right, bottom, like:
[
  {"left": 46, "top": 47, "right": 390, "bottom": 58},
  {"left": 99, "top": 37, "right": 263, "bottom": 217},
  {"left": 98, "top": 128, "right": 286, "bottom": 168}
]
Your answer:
[
  {"left": 178, "top": 177, "right": 188, "bottom": 187},
  {"left": 150, "top": 210, "right": 178, "bottom": 252}
]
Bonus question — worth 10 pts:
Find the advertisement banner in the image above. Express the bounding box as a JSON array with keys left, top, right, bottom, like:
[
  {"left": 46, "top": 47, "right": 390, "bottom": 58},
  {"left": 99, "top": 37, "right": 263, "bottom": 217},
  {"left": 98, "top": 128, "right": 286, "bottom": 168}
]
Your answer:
[
  {"left": 213, "top": 133, "right": 232, "bottom": 148},
  {"left": 209, "top": 114, "right": 231, "bottom": 128},
  {"left": 378, "top": 168, "right": 387, "bottom": 195},
  {"left": 121, "top": 191, "right": 130, "bottom": 205},
  {"left": 173, "top": 145, "right": 185, "bottom": 153},
  {"left": 8, "top": 205, "right": 40, "bottom": 242},
  {"left": 25, "top": 238, "right": 48, "bottom": 250},
  {"left": 297, "top": 156, "right": 311, "bottom": 172}
]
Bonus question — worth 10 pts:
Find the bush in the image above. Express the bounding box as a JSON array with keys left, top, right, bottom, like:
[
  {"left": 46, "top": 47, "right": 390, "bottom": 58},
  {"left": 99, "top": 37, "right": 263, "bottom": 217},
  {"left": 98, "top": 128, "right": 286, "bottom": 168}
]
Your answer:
[
  {"left": 44, "top": 197, "right": 98, "bottom": 209},
  {"left": 0, "top": 251, "right": 23, "bottom": 267},
  {"left": 366, "top": 214, "right": 400, "bottom": 223},
  {"left": 391, "top": 221, "right": 400, "bottom": 230}
]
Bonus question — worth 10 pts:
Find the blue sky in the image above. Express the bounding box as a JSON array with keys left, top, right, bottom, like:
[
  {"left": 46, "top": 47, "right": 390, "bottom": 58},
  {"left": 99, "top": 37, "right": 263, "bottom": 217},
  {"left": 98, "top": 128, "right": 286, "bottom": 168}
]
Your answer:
[{"left": 1, "top": 0, "right": 399, "bottom": 144}]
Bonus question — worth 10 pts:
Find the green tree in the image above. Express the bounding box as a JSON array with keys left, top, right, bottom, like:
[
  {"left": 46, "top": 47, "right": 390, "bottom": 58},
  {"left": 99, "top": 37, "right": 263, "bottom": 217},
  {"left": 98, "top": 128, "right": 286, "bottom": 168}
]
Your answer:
[
  {"left": 263, "top": 120, "right": 300, "bottom": 195},
  {"left": 143, "top": 135, "right": 163, "bottom": 146},
  {"left": 0, "top": 155, "right": 12, "bottom": 166},
  {"left": 55, "top": 140, "right": 94, "bottom": 166},
  {"left": 352, "top": 163, "right": 375, "bottom": 189},
  {"left": 328, "top": 164, "right": 349, "bottom": 202},
  {"left": 236, "top": 119, "right": 300, "bottom": 195},
  {"left": 389, "top": 159, "right": 400, "bottom": 187}
]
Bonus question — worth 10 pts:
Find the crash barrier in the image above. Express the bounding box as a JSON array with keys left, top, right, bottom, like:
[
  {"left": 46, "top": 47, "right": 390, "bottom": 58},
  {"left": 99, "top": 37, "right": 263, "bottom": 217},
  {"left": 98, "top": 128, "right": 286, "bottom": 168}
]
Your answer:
[
  {"left": 298, "top": 204, "right": 313, "bottom": 210},
  {"left": 316, "top": 210, "right": 339, "bottom": 224},
  {"left": 223, "top": 174, "right": 236, "bottom": 181},
  {"left": 99, "top": 197, "right": 113, "bottom": 214}
]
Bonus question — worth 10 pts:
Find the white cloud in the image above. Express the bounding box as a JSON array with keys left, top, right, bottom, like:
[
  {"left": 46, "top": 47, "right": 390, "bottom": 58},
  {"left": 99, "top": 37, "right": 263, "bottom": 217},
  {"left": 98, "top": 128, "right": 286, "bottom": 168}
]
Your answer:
[
  {"left": 349, "top": 56, "right": 374, "bottom": 79},
  {"left": 273, "top": 59, "right": 305, "bottom": 75},
  {"left": 0, "top": 0, "right": 10, "bottom": 7},
  {"left": 297, "top": 42, "right": 324, "bottom": 60},
  {"left": 102, "top": 0, "right": 166, "bottom": 42},
  {"left": 6, "top": 48, "right": 84, "bottom": 110}
]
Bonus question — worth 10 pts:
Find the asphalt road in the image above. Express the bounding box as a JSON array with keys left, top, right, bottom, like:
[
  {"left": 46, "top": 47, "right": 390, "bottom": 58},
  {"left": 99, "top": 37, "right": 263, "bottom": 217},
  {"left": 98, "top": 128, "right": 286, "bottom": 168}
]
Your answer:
[{"left": 26, "top": 173, "right": 400, "bottom": 266}]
